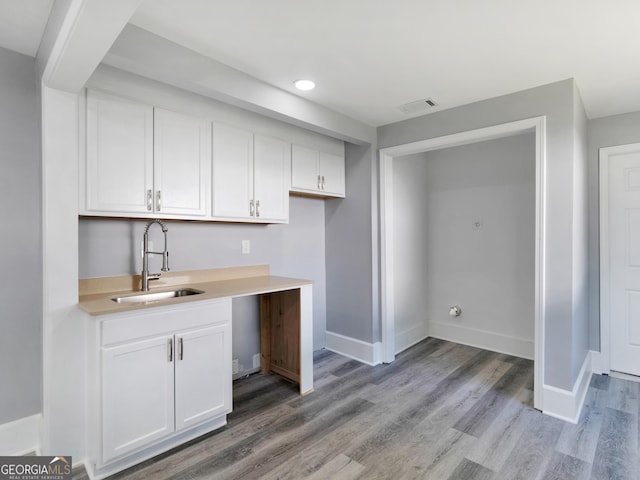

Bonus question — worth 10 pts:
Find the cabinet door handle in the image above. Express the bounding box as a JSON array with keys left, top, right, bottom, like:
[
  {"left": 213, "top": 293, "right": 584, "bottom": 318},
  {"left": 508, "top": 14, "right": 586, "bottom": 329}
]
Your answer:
[
  {"left": 168, "top": 338, "right": 173, "bottom": 362},
  {"left": 156, "top": 190, "right": 162, "bottom": 211},
  {"left": 146, "top": 189, "right": 153, "bottom": 211},
  {"left": 249, "top": 199, "right": 255, "bottom": 216},
  {"left": 255, "top": 200, "right": 260, "bottom": 217},
  {"left": 321, "top": 176, "right": 325, "bottom": 190},
  {"left": 317, "top": 174, "right": 321, "bottom": 190},
  {"left": 178, "top": 337, "right": 184, "bottom": 360}
]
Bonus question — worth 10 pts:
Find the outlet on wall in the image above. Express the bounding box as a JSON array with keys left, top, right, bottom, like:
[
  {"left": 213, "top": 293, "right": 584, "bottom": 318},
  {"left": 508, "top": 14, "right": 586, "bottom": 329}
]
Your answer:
[
  {"left": 241, "top": 239, "right": 250, "bottom": 254},
  {"left": 253, "top": 353, "right": 261, "bottom": 369},
  {"left": 232, "top": 359, "right": 239, "bottom": 375}
]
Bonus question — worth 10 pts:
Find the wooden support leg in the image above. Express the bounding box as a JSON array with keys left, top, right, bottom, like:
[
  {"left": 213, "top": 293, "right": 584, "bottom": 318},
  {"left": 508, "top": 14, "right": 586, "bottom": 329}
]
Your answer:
[{"left": 260, "top": 286, "right": 313, "bottom": 395}]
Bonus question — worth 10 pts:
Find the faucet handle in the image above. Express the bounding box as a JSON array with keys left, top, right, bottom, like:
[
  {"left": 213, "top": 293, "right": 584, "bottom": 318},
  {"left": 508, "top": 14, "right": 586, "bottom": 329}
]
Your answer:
[{"left": 162, "top": 251, "right": 170, "bottom": 272}]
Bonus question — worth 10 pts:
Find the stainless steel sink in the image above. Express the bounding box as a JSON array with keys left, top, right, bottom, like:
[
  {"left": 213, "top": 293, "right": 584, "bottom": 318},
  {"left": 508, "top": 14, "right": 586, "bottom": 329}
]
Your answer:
[{"left": 111, "top": 288, "right": 204, "bottom": 304}]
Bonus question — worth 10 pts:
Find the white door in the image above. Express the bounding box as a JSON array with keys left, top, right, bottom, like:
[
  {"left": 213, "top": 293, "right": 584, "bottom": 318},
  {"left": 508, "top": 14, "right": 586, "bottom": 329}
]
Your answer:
[
  {"left": 254, "top": 134, "right": 290, "bottom": 222},
  {"left": 211, "top": 122, "right": 254, "bottom": 219},
  {"left": 602, "top": 143, "right": 640, "bottom": 377},
  {"left": 85, "top": 90, "right": 153, "bottom": 214},
  {"left": 174, "top": 323, "right": 232, "bottom": 430},
  {"left": 102, "top": 335, "right": 175, "bottom": 462},
  {"left": 154, "top": 108, "right": 210, "bottom": 217}
]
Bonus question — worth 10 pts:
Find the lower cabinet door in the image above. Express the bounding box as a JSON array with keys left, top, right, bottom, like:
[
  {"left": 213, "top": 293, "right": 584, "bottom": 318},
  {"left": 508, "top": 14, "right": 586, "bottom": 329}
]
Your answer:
[
  {"left": 102, "top": 335, "right": 175, "bottom": 462},
  {"left": 174, "top": 323, "right": 232, "bottom": 430}
]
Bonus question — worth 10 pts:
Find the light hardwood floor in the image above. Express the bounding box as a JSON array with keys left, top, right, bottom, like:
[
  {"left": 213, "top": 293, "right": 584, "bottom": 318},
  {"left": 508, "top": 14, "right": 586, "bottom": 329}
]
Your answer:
[{"left": 75, "top": 338, "right": 640, "bottom": 479}]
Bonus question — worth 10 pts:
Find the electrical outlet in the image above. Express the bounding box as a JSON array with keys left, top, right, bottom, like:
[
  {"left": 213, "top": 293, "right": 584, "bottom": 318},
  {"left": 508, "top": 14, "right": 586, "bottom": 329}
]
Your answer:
[
  {"left": 242, "top": 239, "right": 250, "bottom": 254},
  {"left": 232, "top": 359, "right": 239, "bottom": 375},
  {"left": 253, "top": 353, "right": 261, "bottom": 369}
]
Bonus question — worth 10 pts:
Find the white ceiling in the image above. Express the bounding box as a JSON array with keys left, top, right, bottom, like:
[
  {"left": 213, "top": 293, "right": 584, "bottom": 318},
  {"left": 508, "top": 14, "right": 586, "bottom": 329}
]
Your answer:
[
  {"left": 1, "top": 1, "right": 639, "bottom": 127},
  {"left": 129, "top": 0, "right": 640, "bottom": 126},
  {"left": 0, "top": 0, "right": 53, "bottom": 57}
]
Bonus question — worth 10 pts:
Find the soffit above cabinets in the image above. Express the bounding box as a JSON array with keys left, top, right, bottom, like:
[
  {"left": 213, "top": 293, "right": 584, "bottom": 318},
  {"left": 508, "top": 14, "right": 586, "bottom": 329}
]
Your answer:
[{"left": 0, "top": 0, "right": 53, "bottom": 57}]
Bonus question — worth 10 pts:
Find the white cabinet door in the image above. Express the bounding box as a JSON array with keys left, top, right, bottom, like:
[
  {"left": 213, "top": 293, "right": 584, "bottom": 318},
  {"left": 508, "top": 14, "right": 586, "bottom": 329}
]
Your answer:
[
  {"left": 291, "top": 144, "right": 345, "bottom": 198},
  {"left": 254, "top": 134, "right": 290, "bottom": 222},
  {"left": 291, "top": 144, "right": 320, "bottom": 192},
  {"left": 319, "top": 152, "right": 345, "bottom": 197},
  {"left": 212, "top": 122, "right": 254, "bottom": 219},
  {"left": 85, "top": 90, "right": 153, "bottom": 213},
  {"left": 174, "top": 323, "right": 232, "bottom": 430},
  {"left": 154, "top": 108, "right": 210, "bottom": 217},
  {"left": 102, "top": 335, "right": 174, "bottom": 462}
]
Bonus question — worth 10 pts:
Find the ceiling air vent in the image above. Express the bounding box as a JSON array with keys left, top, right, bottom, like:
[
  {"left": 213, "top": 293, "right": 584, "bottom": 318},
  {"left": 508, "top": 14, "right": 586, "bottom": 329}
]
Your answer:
[{"left": 398, "top": 97, "right": 438, "bottom": 114}]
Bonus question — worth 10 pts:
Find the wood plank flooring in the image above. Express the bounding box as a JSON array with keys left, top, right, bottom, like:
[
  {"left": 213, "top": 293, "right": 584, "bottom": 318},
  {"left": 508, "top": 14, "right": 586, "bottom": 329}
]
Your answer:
[{"left": 75, "top": 338, "right": 640, "bottom": 479}]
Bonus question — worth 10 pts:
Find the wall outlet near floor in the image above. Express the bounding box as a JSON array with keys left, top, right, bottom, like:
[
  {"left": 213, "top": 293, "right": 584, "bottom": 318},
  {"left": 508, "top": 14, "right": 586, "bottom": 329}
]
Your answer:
[
  {"left": 241, "top": 239, "right": 251, "bottom": 254},
  {"left": 232, "top": 359, "right": 239, "bottom": 375},
  {"left": 253, "top": 353, "right": 261, "bottom": 369}
]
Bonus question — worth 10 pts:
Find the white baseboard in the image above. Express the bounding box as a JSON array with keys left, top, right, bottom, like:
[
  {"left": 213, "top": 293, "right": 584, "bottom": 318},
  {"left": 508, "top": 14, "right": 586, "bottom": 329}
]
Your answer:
[
  {"left": 395, "top": 322, "right": 429, "bottom": 355},
  {"left": 590, "top": 349, "right": 607, "bottom": 375},
  {"left": 542, "top": 351, "right": 592, "bottom": 424},
  {"left": 325, "top": 331, "right": 382, "bottom": 366},
  {"left": 0, "top": 414, "right": 41, "bottom": 455},
  {"left": 428, "top": 321, "right": 534, "bottom": 360}
]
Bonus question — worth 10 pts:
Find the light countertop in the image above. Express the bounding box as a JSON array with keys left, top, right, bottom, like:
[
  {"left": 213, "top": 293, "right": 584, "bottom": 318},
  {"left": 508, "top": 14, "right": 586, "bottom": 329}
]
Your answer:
[{"left": 79, "top": 265, "right": 312, "bottom": 316}]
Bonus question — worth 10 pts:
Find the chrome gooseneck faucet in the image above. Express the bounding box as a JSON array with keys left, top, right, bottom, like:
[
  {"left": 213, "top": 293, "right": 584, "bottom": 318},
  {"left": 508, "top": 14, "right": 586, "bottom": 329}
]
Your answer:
[{"left": 141, "top": 219, "right": 169, "bottom": 291}]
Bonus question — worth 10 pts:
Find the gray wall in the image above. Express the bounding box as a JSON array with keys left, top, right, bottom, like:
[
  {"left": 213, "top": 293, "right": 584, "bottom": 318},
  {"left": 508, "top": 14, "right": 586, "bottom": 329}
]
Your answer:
[
  {"left": 587, "top": 110, "right": 640, "bottom": 351},
  {"left": 378, "top": 79, "right": 586, "bottom": 390},
  {"left": 392, "top": 152, "right": 430, "bottom": 347},
  {"left": 571, "top": 85, "right": 590, "bottom": 381},
  {"left": 325, "top": 143, "right": 376, "bottom": 343},
  {"left": 0, "top": 47, "right": 42, "bottom": 424},
  {"left": 79, "top": 195, "right": 327, "bottom": 373},
  {"left": 394, "top": 134, "right": 536, "bottom": 352}
]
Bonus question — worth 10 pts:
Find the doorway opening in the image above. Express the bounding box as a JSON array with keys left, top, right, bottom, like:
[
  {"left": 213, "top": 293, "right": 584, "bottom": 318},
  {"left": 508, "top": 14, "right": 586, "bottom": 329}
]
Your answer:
[{"left": 379, "top": 117, "right": 546, "bottom": 410}]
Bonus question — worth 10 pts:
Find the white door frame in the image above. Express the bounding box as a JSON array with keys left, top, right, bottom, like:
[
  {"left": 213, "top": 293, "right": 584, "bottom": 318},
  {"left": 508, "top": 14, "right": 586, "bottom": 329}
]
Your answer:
[
  {"left": 598, "top": 142, "right": 640, "bottom": 374},
  {"left": 379, "top": 116, "right": 546, "bottom": 410}
]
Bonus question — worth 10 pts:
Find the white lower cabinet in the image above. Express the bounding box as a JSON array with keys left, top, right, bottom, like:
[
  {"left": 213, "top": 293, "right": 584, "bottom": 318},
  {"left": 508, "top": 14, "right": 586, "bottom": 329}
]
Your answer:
[
  {"left": 89, "top": 298, "right": 232, "bottom": 477},
  {"left": 102, "top": 335, "right": 175, "bottom": 461},
  {"left": 174, "top": 323, "right": 231, "bottom": 430}
]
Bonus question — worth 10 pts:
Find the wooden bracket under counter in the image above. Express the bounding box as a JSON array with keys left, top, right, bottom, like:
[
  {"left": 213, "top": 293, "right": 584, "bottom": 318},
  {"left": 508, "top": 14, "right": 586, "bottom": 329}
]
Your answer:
[{"left": 260, "top": 289, "right": 301, "bottom": 385}]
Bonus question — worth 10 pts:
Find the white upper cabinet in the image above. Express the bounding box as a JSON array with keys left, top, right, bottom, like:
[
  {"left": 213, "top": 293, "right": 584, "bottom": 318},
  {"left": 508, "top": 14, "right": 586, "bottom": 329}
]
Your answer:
[
  {"left": 153, "top": 108, "right": 210, "bottom": 217},
  {"left": 211, "top": 122, "right": 254, "bottom": 220},
  {"left": 318, "top": 152, "right": 345, "bottom": 197},
  {"left": 291, "top": 144, "right": 345, "bottom": 198},
  {"left": 83, "top": 89, "right": 340, "bottom": 223},
  {"left": 85, "top": 90, "right": 154, "bottom": 213},
  {"left": 253, "top": 134, "right": 290, "bottom": 222},
  {"left": 212, "top": 122, "right": 290, "bottom": 223},
  {"left": 83, "top": 90, "right": 210, "bottom": 219},
  {"left": 290, "top": 144, "right": 319, "bottom": 192}
]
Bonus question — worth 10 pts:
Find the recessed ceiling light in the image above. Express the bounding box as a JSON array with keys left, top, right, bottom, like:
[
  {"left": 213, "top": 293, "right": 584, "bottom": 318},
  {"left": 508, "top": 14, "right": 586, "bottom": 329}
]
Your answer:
[{"left": 294, "top": 79, "right": 315, "bottom": 91}]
